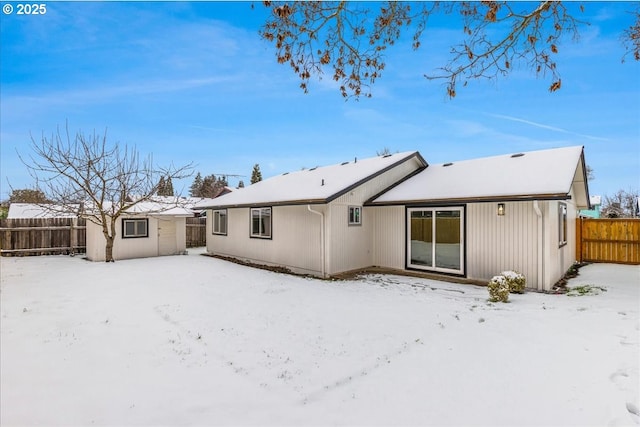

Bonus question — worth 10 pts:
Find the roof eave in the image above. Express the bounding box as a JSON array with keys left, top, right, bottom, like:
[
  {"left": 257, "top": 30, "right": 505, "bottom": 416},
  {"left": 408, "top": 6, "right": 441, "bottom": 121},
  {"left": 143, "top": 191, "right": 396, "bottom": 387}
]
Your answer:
[
  {"left": 200, "top": 198, "right": 329, "bottom": 210},
  {"left": 366, "top": 193, "right": 573, "bottom": 207}
]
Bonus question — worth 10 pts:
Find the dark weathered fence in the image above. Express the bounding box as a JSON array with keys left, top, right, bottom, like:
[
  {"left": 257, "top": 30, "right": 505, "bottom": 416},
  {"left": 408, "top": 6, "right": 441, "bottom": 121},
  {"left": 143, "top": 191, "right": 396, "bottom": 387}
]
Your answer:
[
  {"left": 576, "top": 218, "right": 640, "bottom": 264},
  {"left": 186, "top": 217, "right": 206, "bottom": 247},
  {"left": 0, "top": 217, "right": 87, "bottom": 256}
]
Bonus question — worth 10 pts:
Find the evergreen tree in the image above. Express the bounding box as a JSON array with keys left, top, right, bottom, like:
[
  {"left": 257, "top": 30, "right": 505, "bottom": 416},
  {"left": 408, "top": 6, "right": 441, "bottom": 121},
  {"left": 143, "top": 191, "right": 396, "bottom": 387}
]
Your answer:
[
  {"left": 190, "top": 172, "right": 203, "bottom": 197},
  {"left": 201, "top": 174, "right": 217, "bottom": 198},
  {"left": 157, "top": 176, "right": 166, "bottom": 195},
  {"left": 157, "top": 176, "right": 174, "bottom": 196},
  {"left": 237, "top": 180, "right": 245, "bottom": 189},
  {"left": 164, "top": 176, "right": 174, "bottom": 196},
  {"left": 250, "top": 164, "right": 262, "bottom": 184}
]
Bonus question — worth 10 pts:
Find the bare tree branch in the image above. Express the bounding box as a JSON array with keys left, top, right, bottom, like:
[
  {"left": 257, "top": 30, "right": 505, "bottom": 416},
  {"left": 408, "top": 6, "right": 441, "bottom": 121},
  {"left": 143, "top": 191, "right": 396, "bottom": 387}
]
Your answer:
[
  {"left": 19, "top": 124, "right": 193, "bottom": 261},
  {"left": 260, "top": 1, "right": 637, "bottom": 99},
  {"left": 622, "top": 4, "right": 640, "bottom": 62}
]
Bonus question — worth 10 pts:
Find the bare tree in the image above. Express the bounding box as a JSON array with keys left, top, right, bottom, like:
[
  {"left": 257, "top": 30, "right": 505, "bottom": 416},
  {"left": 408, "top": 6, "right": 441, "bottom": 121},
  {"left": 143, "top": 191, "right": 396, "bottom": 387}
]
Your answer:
[
  {"left": 259, "top": 1, "right": 639, "bottom": 99},
  {"left": 601, "top": 188, "right": 639, "bottom": 218},
  {"left": 20, "top": 124, "right": 192, "bottom": 262}
]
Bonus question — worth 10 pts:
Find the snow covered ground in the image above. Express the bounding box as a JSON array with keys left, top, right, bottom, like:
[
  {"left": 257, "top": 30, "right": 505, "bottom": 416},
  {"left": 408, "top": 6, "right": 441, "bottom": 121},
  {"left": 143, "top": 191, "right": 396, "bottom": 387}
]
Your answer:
[{"left": 1, "top": 249, "right": 638, "bottom": 426}]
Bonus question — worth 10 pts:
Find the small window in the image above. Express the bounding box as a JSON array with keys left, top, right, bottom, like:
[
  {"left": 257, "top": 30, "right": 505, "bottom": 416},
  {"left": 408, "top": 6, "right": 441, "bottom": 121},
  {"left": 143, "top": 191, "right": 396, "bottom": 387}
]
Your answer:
[
  {"left": 348, "top": 206, "right": 362, "bottom": 225},
  {"left": 559, "top": 203, "right": 568, "bottom": 247},
  {"left": 122, "top": 218, "right": 148, "bottom": 238},
  {"left": 212, "top": 209, "right": 227, "bottom": 235},
  {"left": 250, "top": 207, "right": 272, "bottom": 238}
]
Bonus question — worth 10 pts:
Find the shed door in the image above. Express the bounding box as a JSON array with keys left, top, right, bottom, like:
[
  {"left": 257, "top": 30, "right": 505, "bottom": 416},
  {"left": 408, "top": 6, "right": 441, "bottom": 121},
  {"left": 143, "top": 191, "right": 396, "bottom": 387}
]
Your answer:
[{"left": 158, "top": 219, "right": 177, "bottom": 256}]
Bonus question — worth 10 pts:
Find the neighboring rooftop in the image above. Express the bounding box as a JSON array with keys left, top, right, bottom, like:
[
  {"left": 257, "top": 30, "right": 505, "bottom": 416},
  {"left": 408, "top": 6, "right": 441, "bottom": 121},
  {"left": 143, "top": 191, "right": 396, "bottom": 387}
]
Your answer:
[{"left": 7, "top": 203, "right": 79, "bottom": 219}]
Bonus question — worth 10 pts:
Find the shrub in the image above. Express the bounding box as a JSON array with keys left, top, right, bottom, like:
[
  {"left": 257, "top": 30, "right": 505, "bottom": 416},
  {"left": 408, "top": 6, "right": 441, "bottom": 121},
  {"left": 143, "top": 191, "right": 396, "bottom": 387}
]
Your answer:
[
  {"left": 501, "top": 270, "right": 526, "bottom": 294},
  {"left": 487, "top": 275, "right": 510, "bottom": 303}
]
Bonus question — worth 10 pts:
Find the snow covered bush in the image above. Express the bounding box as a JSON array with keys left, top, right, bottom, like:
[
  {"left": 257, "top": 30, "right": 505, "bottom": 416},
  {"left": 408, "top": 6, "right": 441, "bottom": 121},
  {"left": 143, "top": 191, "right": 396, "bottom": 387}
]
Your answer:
[
  {"left": 487, "top": 275, "right": 510, "bottom": 303},
  {"left": 501, "top": 270, "right": 526, "bottom": 294}
]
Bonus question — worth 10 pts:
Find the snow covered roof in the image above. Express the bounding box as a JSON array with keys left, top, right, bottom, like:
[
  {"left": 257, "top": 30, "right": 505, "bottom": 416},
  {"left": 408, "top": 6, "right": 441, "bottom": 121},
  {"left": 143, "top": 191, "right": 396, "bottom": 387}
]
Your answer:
[
  {"left": 121, "top": 201, "right": 194, "bottom": 217},
  {"left": 7, "top": 203, "right": 79, "bottom": 219},
  {"left": 369, "top": 146, "right": 589, "bottom": 207},
  {"left": 84, "top": 198, "right": 194, "bottom": 217},
  {"left": 196, "top": 151, "right": 426, "bottom": 208}
]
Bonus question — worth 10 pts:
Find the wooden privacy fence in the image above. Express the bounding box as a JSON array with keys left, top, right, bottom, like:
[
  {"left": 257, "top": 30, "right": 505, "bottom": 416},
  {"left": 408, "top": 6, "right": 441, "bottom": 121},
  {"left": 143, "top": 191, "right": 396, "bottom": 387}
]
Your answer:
[
  {"left": 186, "top": 217, "right": 206, "bottom": 247},
  {"left": 0, "top": 217, "right": 87, "bottom": 256},
  {"left": 576, "top": 218, "right": 640, "bottom": 264}
]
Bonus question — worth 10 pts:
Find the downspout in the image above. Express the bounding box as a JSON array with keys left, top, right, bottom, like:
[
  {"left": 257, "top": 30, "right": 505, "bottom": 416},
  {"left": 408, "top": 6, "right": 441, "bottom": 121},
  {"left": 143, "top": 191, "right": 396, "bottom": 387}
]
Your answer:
[
  {"left": 307, "top": 205, "right": 326, "bottom": 278},
  {"left": 533, "top": 201, "right": 544, "bottom": 291}
]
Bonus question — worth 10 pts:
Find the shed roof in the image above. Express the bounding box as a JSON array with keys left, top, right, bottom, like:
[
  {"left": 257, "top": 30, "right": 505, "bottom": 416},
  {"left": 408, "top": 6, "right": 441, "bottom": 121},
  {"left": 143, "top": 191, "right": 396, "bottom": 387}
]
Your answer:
[
  {"left": 84, "top": 198, "right": 195, "bottom": 217},
  {"left": 369, "top": 146, "right": 589, "bottom": 208},
  {"left": 7, "top": 203, "right": 79, "bottom": 219},
  {"left": 196, "top": 151, "right": 426, "bottom": 209}
]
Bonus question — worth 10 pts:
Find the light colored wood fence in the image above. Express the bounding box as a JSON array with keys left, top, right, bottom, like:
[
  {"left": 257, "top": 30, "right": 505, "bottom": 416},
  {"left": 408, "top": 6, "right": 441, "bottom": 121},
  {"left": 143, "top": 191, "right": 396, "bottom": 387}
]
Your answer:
[
  {"left": 576, "top": 218, "right": 640, "bottom": 264},
  {"left": 0, "top": 217, "right": 87, "bottom": 256},
  {"left": 186, "top": 217, "right": 206, "bottom": 247}
]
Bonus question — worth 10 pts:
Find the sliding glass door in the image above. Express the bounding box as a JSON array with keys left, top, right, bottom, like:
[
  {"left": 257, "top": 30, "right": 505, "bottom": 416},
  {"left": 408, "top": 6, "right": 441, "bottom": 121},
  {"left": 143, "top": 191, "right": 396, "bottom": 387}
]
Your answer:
[{"left": 408, "top": 207, "right": 464, "bottom": 274}]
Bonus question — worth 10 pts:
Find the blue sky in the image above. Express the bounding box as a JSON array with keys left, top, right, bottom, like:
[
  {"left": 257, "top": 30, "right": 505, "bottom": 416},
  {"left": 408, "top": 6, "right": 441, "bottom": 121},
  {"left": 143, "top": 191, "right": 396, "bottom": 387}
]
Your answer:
[{"left": 1, "top": 1, "right": 638, "bottom": 201}]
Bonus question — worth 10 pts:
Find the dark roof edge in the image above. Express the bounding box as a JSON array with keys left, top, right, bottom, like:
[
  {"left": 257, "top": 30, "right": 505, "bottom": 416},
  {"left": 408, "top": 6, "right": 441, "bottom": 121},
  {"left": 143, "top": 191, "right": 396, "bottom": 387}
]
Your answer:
[
  {"left": 578, "top": 147, "right": 592, "bottom": 210},
  {"left": 325, "top": 151, "right": 428, "bottom": 204},
  {"left": 199, "top": 199, "right": 328, "bottom": 210},
  {"left": 365, "top": 193, "right": 572, "bottom": 207},
  {"left": 364, "top": 163, "right": 429, "bottom": 205}
]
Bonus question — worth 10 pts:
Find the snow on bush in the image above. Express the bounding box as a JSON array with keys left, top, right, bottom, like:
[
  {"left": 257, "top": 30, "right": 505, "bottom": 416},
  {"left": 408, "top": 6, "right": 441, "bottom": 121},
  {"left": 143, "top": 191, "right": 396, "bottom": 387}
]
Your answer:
[
  {"left": 487, "top": 275, "right": 510, "bottom": 303},
  {"left": 501, "top": 270, "right": 526, "bottom": 294}
]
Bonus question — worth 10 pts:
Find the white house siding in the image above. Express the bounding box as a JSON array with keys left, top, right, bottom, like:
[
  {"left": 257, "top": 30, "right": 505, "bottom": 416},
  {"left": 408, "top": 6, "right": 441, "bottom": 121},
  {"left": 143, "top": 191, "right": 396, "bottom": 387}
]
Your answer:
[
  {"left": 466, "top": 202, "right": 541, "bottom": 289},
  {"left": 325, "top": 202, "right": 374, "bottom": 275},
  {"left": 86, "top": 216, "right": 161, "bottom": 261},
  {"left": 325, "top": 157, "right": 424, "bottom": 275},
  {"left": 207, "top": 205, "right": 323, "bottom": 276},
  {"left": 543, "top": 192, "right": 579, "bottom": 288},
  {"left": 157, "top": 217, "right": 187, "bottom": 256},
  {"left": 371, "top": 206, "right": 405, "bottom": 270},
  {"left": 370, "top": 200, "right": 579, "bottom": 291}
]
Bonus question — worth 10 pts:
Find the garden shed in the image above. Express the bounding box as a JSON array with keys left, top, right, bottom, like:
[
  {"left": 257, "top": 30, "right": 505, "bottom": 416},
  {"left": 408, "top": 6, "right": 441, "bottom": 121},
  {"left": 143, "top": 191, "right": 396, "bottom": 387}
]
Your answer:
[{"left": 84, "top": 201, "right": 193, "bottom": 262}]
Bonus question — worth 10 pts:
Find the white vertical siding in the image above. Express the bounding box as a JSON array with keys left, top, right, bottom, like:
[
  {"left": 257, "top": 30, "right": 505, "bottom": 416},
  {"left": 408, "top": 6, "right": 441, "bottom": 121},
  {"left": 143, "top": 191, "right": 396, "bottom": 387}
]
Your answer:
[
  {"left": 85, "top": 220, "right": 104, "bottom": 261},
  {"left": 544, "top": 193, "right": 578, "bottom": 288},
  {"left": 371, "top": 206, "right": 405, "bottom": 269},
  {"left": 86, "top": 215, "right": 170, "bottom": 261},
  {"left": 325, "top": 202, "right": 373, "bottom": 274},
  {"left": 326, "top": 157, "right": 423, "bottom": 274},
  {"left": 175, "top": 217, "right": 187, "bottom": 254},
  {"left": 207, "top": 205, "right": 324, "bottom": 276},
  {"left": 466, "top": 202, "right": 540, "bottom": 288}
]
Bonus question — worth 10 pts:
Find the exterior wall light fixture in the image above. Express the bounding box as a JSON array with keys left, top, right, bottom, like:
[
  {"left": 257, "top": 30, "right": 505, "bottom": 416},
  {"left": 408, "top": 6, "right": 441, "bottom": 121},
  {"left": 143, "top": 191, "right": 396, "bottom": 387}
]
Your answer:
[{"left": 497, "top": 203, "right": 506, "bottom": 216}]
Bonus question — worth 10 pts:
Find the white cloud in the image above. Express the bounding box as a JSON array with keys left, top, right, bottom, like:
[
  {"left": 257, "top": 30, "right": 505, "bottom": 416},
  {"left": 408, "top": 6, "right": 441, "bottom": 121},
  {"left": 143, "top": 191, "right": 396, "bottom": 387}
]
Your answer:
[{"left": 488, "top": 113, "right": 610, "bottom": 141}]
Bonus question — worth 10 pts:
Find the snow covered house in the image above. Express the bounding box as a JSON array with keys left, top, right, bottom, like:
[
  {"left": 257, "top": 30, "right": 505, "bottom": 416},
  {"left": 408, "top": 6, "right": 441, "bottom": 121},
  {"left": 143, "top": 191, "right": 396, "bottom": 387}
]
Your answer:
[
  {"left": 197, "top": 146, "right": 590, "bottom": 291},
  {"left": 84, "top": 201, "right": 193, "bottom": 262},
  {"left": 579, "top": 196, "right": 602, "bottom": 218}
]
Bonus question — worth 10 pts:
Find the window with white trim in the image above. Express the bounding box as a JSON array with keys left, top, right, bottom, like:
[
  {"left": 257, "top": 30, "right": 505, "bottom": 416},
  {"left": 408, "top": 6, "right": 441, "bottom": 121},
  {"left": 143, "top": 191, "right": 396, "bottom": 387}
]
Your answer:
[
  {"left": 250, "top": 207, "right": 272, "bottom": 238},
  {"left": 559, "top": 203, "right": 568, "bottom": 246},
  {"left": 212, "top": 209, "right": 227, "bottom": 235},
  {"left": 348, "top": 206, "right": 362, "bottom": 225},
  {"left": 122, "top": 218, "right": 148, "bottom": 238}
]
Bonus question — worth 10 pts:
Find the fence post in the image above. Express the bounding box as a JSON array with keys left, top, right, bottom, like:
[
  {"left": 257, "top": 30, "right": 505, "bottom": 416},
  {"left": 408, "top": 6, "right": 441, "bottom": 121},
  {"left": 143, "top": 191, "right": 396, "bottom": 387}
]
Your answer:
[
  {"left": 575, "top": 216, "right": 583, "bottom": 263},
  {"left": 70, "top": 217, "right": 77, "bottom": 255}
]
